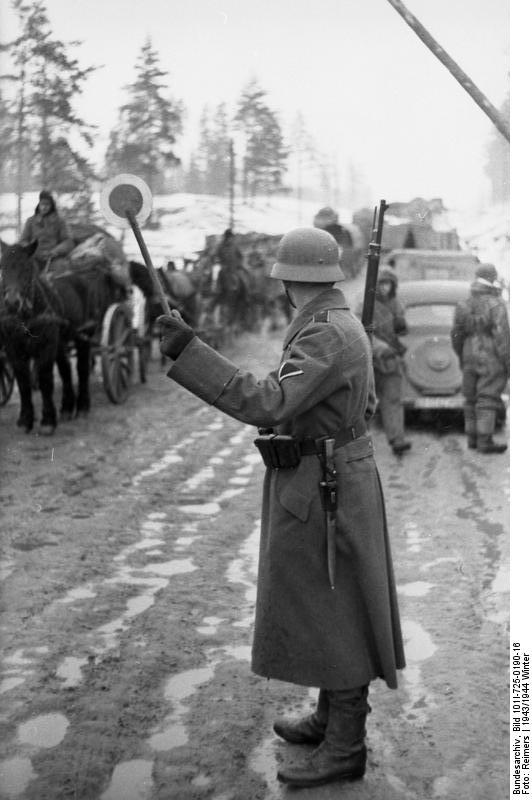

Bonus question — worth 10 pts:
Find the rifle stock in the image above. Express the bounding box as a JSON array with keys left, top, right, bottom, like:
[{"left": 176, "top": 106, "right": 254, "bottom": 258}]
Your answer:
[{"left": 361, "top": 199, "right": 388, "bottom": 339}]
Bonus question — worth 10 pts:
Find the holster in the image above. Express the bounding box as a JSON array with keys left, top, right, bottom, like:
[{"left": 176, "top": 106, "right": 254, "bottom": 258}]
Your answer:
[{"left": 253, "top": 429, "right": 301, "bottom": 469}]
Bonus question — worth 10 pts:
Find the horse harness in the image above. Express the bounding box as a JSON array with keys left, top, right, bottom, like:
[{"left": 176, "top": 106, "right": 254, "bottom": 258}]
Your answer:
[{"left": 31, "top": 261, "right": 66, "bottom": 324}]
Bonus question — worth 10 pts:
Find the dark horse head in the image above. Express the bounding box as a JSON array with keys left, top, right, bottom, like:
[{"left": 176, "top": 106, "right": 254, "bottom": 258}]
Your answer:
[
  {"left": 0, "top": 239, "right": 39, "bottom": 316},
  {"left": 0, "top": 239, "right": 63, "bottom": 434}
]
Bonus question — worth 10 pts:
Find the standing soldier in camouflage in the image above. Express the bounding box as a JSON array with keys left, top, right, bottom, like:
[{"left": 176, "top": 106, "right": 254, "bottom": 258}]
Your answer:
[
  {"left": 451, "top": 263, "right": 509, "bottom": 453},
  {"left": 357, "top": 268, "right": 411, "bottom": 455},
  {"left": 157, "top": 227, "right": 405, "bottom": 789}
]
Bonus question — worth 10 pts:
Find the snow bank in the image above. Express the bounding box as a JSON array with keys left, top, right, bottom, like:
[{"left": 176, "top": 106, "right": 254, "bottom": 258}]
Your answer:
[
  {"left": 0, "top": 191, "right": 509, "bottom": 278},
  {"left": 448, "top": 203, "right": 510, "bottom": 281},
  {"left": 0, "top": 191, "right": 353, "bottom": 267}
]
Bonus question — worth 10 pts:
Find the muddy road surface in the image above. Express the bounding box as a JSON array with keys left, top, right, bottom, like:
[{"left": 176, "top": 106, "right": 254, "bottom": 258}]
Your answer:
[{"left": 0, "top": 320, "right": 509, "bottom": 800}]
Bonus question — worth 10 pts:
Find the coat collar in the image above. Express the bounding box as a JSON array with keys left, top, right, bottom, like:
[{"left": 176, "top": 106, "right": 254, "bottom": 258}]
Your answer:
[
  {"left": 282, "top": 287, "right": 350, "bottom": 348},
  {"left": 471, "top": 278, "right": 500, "bottom": 295}
]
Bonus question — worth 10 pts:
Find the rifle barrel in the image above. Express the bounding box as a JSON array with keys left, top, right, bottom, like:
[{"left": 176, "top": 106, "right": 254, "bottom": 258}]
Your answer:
[{"left": 361, "top": 200, "right": 388, "bottom": 336}]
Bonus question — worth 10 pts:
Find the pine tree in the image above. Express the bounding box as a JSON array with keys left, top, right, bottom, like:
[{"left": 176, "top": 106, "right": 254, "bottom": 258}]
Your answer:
[
  {"left": 289, "top": 111, "right": 319, "bottom": 203},
  {"left": 186, "top": 103, "right": 231, "bottom": 196},
  {"left": 0, "top": 86, "right": 18, "bottom": 192},
  {"left": 192, "top": 106, "right": 211, "bottom": 192},
  {"left": 183, "top": 152, "right": 203, "bottom": 194},
  {"left": 0, "top": 0, "right": 98, "bottom": 229},
  {"left": 204, "top": 103, "right": 231, "bottom": 195},
  {"left": 105, "top": 38, "right": 184, "bottom": 194},
  {"left": 234, "top": 79, "right": 288, "bottom": 197}
]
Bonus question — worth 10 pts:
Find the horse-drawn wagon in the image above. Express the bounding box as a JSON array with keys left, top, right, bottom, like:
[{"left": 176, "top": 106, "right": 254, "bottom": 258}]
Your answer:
[
  {"left": 0, "top": 224, "right": 154, "bottom": 432},
  {"left": 66, "top": 223, "right": 154, "bottom": 403},
  {"left": 1, "top": 210, "right": 294, "bottom": 434},
  {"left": 189, "top": 229, "right": 291, "bottom": 347}
]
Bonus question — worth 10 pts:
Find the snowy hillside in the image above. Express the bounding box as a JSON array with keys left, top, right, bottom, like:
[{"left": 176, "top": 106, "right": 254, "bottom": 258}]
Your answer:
[
  {"left": 0, "top": 191, "right": 509, "bottom": 280},
  {"left": 448, "top": 204, "right": 510, "bottom": 281}
]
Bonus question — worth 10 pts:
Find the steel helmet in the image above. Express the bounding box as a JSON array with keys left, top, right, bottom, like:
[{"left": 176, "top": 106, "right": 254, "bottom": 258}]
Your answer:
[
  {"left": 313, "top": 206, "right": 339, "bottom": 229},
  {"left": 378, "top": 267, "right": 398, "bottom": 287},
  {"left": 475, "top": 263, "right": 498, "bottom": 284},
  {"left": 270, "top": 227, "right": 345, "bottom": 282}
]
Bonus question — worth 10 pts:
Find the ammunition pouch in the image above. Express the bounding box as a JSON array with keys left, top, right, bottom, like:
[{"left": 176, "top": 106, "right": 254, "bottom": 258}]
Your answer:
[
  {"left": 254, "top": 421, "right": 368, "bottom": 470},
  {"left": 253, "top": 431, "right": 301, "bottom": 470}
]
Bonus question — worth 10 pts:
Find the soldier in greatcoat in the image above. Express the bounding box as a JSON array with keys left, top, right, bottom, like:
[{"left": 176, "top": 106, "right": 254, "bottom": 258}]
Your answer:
[{"left": 157, "top": 227, "right": 405, "bottom": 788}]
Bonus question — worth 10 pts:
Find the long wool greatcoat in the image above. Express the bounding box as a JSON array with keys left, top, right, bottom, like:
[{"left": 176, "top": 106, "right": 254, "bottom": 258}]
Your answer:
[{"left": 168, "top": 287, "right": 405, "bottom": 690}]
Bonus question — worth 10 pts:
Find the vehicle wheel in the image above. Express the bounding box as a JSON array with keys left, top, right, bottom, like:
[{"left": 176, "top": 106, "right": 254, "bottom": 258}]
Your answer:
[
  {"left": 100, "top": 303, "right": 134, "bottom": 404},
  {"left": 0, "top": 353, "right": 15, "bottom": 406}
]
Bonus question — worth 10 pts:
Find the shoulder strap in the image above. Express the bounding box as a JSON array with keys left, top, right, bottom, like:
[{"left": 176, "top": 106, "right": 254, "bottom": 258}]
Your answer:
[
  {"left": 312, "top": 309, "right": 331, "bottom": 323},
  {"left": 311, "top": 306, "right": 348, "bottom": 323}
]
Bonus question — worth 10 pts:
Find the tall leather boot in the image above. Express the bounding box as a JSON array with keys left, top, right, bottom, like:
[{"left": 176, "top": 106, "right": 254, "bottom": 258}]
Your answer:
[
  {"left": 463, "top": 404, "right": 477, "bottom": 449},
  {"left": 476, "top": 408, "right": 507, "bottom": 454},
  {"left": 277, "top": 686, "right": 370, "bottom": 788},
  {"left": 273, "top": 689, "right": 328, "bottom": 745}
]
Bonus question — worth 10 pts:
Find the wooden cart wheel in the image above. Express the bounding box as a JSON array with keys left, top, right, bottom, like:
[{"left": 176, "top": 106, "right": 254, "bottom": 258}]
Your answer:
[
  {"left": 100, "top": 303, "right": 134, "bottom": 404},
  {"left": 0, "top": 352, "right": 15, "bottom": 406}
]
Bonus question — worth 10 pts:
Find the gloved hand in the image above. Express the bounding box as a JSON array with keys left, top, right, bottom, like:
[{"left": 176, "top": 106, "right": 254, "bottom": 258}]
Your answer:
[
  {"left": 372, "top": 337, "right": 395, "bottom": 361},
  {"left": 157, "top": 310, "right": 195, "bottom": 360}
]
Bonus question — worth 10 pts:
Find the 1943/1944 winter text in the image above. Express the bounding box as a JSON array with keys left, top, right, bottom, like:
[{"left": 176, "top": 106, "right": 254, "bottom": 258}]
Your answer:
[{"left": 512, "top": 643, "right": 530, "bottom": 795}]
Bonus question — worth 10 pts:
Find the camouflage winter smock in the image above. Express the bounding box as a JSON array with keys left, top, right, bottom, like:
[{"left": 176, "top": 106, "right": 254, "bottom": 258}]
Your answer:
[{"left": 450, "top": 281, "right": 510, "bottom": 374}]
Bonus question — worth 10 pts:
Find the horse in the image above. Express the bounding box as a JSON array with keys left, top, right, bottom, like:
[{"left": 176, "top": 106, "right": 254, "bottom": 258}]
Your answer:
[
  {"left": 245, "top": 243, "right": 292, "bottom": 331},
  {"left": 211, "top": 262, "right": 252, "bottom": 333},
  {"left": 128, "top": 259, "right": 201, "bottom": 333},
  {"left": 156, "top": 265, "right": 201, "bottom": 326},
  {"left": 0, "top": 240, "right": 124, "bottom": 434}
]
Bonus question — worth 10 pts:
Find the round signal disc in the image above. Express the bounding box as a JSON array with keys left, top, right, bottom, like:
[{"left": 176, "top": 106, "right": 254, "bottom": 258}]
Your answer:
[{"left": 100, "top": 174, "right": 153, "bottom": 229}]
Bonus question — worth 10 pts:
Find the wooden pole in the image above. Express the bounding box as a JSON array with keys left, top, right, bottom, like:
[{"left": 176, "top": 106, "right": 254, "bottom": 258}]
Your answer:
[
  {"left": 125, "top": 209, "right": 171, "bottom": 315},
  {"left": 385, "top": 0, "right": 510, "bottom": 142}
]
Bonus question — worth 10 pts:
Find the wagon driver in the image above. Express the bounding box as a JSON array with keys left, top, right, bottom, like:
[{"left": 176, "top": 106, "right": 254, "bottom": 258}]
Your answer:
[
  {"left": 157, "top": 227, "right": 405, "bottom": 789},
  {"left": 19, "top": 189, "right": 74, "bottom": 272}
]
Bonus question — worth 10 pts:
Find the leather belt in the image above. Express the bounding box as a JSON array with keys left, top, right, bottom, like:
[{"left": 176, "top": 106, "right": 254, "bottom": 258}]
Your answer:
[{"left": 298, "top": 421, "right": 368, "bottom": 456}]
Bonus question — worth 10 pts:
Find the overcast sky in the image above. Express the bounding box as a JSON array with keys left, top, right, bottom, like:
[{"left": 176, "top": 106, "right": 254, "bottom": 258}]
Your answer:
[{"left": 1, "top": 0, "right": 511, "bottom": 210}]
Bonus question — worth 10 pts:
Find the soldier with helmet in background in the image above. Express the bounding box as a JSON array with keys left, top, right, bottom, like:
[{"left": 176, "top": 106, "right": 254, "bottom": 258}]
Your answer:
[
  {"left": 451, "top": 263, "right": 509, "bottom": 454},
  {"left": 313, "top": 206, "right": 357, "bottom": 278},
  {"left": 157, "top": 227, "right": 405, "bottom": 789}
]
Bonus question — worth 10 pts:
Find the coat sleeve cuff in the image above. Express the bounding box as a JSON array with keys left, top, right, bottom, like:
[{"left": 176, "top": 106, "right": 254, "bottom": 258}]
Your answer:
[{"left": 166, "top": 336, "right": 239, "bottom": 405}]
